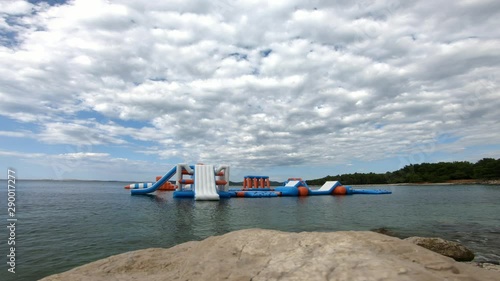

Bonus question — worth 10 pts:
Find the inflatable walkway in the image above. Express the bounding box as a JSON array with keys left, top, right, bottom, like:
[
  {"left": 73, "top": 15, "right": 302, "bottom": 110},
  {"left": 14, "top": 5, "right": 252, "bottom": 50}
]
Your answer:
[{"left": 234, "top": 179, "right": 391, "bottom": 197}]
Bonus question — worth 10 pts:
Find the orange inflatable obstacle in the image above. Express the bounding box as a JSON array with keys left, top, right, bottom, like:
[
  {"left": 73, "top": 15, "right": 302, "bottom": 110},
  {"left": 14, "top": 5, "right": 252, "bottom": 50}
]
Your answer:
[
  {"left": 242, "top": 175, "right": 271, "bottom": 189},
  {"left": 156, "top": 176, "right": 177, "bottom": 191}
]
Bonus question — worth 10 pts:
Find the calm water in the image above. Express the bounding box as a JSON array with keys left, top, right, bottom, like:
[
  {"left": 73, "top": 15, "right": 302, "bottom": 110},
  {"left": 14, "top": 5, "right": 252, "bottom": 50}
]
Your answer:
[{"left": 1, "top": 181, "right": 499, "bottom": 280}]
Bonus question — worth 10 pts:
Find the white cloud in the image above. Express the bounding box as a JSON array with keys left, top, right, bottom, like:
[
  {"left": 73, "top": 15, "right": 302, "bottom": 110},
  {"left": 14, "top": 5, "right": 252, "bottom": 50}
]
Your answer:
[
  {"left": 38, "top": 121, "right": 127, "bottom": 145},
  {"left": 0, "top": 149, "right": 168, "bottom": 180},
  {"left": 0, "top": 130, "right": 31, "bottom": 138},
  {"left": 0, "top": 0, "right": 33, "bottom": 15},
  {"left": 54, "top": 152, "right": 110, "bottom": 160},
  {"left": 0, "top": 0, "right": 499, "bottom": 179}
]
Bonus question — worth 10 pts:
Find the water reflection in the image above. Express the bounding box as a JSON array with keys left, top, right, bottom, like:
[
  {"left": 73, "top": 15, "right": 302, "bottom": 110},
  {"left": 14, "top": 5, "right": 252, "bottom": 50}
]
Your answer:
[
  {"left": 172, "top": 199, "right": 196, "bottom": 242},
  {"left": 213, "top": 199, "right": 231, "bottom": 235}
]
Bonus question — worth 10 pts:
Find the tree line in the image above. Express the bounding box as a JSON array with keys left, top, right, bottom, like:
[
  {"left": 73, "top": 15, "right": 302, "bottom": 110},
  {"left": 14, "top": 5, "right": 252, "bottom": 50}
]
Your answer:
[{"left": 306, "top": 158, "right": 500, "bottom": 185}]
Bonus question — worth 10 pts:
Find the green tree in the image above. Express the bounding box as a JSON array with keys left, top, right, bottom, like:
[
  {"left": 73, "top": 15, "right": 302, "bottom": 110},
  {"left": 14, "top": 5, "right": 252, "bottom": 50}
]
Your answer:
[{"left": 474, "top": 158, "right": 500, "bottom": 179}]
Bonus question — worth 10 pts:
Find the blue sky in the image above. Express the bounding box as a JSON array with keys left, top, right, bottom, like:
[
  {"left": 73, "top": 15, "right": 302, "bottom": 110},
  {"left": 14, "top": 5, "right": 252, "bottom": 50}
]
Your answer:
[{"left": 1, "top": 0, "right": 499, "bottom": 181}]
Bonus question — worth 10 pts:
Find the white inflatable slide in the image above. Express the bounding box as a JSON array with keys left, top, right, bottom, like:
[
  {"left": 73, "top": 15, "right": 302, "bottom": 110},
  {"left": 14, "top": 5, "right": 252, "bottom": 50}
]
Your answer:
[
  {"left": 317, "top": 181, "right": 340, "bottom": 191},
  {"left": 194, "top": 164, "right": 220, "bottom": 201}
]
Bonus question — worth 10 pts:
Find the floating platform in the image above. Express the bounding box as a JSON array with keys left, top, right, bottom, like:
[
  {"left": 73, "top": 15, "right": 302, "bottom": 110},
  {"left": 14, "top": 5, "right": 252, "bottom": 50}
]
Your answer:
[
  {"left": 172, "top": 179, "right": 392, "bottom": 198},
  {"left": 129, "top": 164, "right": 392, "bottom": 200}
]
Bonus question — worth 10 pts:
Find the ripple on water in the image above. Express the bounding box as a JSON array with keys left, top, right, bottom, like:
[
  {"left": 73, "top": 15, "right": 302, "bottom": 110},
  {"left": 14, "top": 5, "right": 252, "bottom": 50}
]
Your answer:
[{"left": 1, "top": 182, "right": 499, "bottom": 281}]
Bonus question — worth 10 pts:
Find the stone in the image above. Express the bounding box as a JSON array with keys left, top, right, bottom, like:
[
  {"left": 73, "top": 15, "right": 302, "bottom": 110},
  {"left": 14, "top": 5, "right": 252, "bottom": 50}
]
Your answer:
[
  {"left": 466, "top": 262, "right": 500, "bottom": 271},
  {"left": 370, "top": 227, "right": 399, "bottom": 237},
  {"left": 404, "top": 236, "right": 475, "bottom": 261},
  {"left": 41, "top": 229, "right": 498, "bottom": 281}
]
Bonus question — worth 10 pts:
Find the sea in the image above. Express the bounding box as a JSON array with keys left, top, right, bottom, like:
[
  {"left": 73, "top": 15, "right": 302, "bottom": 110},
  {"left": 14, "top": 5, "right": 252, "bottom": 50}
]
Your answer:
[{"left": 1, "top": 180, "right": 499, "bottom": 281}]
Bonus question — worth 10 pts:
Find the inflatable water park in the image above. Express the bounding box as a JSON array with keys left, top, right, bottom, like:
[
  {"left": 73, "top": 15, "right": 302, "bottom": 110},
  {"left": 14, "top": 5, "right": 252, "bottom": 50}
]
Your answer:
[{"left": 128, "top": 164, "right": 391, "bottom": 200}]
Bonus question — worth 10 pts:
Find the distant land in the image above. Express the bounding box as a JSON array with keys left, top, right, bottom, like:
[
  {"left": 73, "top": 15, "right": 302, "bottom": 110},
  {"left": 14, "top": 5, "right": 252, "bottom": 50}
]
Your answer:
[{"left": 306, "top": 158, "right": 500, "bottom": 186}]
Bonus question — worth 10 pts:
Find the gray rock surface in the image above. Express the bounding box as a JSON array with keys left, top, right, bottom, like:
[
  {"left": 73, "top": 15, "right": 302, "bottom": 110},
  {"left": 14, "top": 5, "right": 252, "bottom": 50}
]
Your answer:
[
  {"left": 465, "top": 262, "right": 500, "bottom": 271},
  {"left": 404, "top": 236, "right": 475, "bottom": 261},
  {"left": 41, "top": 229, "right": 499, "bottom": 281}
]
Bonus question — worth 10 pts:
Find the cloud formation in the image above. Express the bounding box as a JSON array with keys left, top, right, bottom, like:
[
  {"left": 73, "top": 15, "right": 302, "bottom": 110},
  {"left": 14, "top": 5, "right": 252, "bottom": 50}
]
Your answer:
[{"left": 1, "top": 0, "right": 499, "bottom": 180}]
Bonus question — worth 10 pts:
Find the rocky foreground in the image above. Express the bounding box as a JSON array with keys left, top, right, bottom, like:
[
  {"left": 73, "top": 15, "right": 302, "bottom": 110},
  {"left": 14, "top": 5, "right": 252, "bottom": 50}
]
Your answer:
[{"left": 41, "top": 229, "right": 499, "bottom": 281}]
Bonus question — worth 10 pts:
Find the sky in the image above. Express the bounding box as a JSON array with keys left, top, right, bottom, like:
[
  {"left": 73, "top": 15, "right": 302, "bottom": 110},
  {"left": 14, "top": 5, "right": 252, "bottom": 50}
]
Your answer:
[{"left": 0, "top": 0, "right": 499, "bottom": 182}]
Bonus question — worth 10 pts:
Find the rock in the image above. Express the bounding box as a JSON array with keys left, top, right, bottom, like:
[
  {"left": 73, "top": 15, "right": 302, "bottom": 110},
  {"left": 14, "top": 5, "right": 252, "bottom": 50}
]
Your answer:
[
  {"left": 466, "top": 262, "right": 500, "bottom": 271},
  {"left": 370, "top": 227, "right": 398, "bottom": 237},
  {"left": 41, "top": 229, "right": 499, "bottom": 281},
  {"left": 404, "top": 237, "right": 475, "bottom": 261}
]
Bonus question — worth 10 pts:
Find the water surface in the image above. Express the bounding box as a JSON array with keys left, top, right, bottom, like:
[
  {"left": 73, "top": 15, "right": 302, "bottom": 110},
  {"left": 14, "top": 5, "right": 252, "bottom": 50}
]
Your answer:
[{"left": 0, "top": 181, "right": 499, "bottom": 280}]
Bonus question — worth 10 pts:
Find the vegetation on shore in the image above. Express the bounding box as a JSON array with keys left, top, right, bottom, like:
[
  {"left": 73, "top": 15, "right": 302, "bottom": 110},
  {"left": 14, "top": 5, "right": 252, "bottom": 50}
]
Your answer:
[{"left": 306, "top": 158, "right": 500, "bottom": 185}]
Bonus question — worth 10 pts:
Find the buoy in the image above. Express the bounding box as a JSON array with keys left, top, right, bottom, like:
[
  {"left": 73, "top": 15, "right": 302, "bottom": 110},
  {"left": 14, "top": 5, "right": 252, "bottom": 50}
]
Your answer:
[
  {"left": 333, "top": 185, "right": 347, "bottom": 195},
  {"left": 298, "top": 186, "right": 309, "bottom": 196}
]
